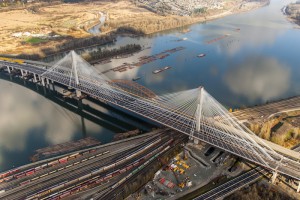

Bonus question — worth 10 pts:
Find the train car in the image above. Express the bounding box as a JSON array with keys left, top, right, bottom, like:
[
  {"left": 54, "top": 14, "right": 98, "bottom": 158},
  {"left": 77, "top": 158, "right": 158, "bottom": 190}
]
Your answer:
[
  {"left": 45, "top": 192, "right": 58, "bottom": 199},
  {"left": 120, "top": 168, "right": 127, "bottom": 173},
  {"left": 16, "top": 173, "right": 26, "bottom": 179},
  {"left": 88, "top": 156, "right": 95, "bottom": 160},
  {"left": 65, "top": 164, "right": 73, "bottom": 168},
  {"left": 41, "top": 164, "right": 48, "bottom": 168},
  {"left": 112, "top": 170, "right": 120, "bottom": 177},
  {"left": 132, "top": 168, "right": 139, "bottom": 175},
  {"left": 26, "top": 170, "right": 35, "bottom": 176},
  {"left": 0, "top": 172, "right": 10, "bottom": 178},
  {"left": 49, "top": 170, "right": 57, "bottom": 175},
  {"left": 59, "top": 157, "right": 68, "bottom": 164},
  {"left": 103, "top": 164, "right": 115, "bottom": 171},
  {"left": 69, "top": 153, "right": 80, "bottom": 158},
  {"left": 31, "top": 176, "right": 39, "bottom": 181},
  {"left": 3, "top": 176, "right": 13, "bottom": 182},
  {"left": 96, "top": 178, "right": 103, "bottom": 184},
  {"left": 70, "top": 185, "right": 81, "bottom": 193},
  {"left": 11, "top": 168, "right": 21, "bottom": 174},
  {"left": 103, "top": 150, "right": 110, "bottom": 154},
  {"left": 40, "top": 173, "right": 49, "bottom": 178},
  {"left": 59, "top": 191, "right": 70, "bottom": 199},
  {"left": 20, "top": 180, "right": 30, "bottom": 186},
  {"left": 90, "top": 149, "right": 96, "bottom": 153},
  {"left": 126, "top": 165, "right": 133, "bottom": 171},
  {"left": 103, "top": 173, "right": 113, "bottom": 181},
  {"left": 39, "top": 189, "right": 52, "bottom": 197},
  {"left": 95, "top": 153, "right": 102, "bottom": 157},
  {"left": 34, "top": 166, "right": 43, "bottom": 172},
  {"left": 0, "top": 57, "right": 24, "bottom": 64},
  {"left": 57, "top": 167, "right": 64, "bottom": 171},
  {"left": 48, "top": 160, "right": 59, "bottom": 166}
]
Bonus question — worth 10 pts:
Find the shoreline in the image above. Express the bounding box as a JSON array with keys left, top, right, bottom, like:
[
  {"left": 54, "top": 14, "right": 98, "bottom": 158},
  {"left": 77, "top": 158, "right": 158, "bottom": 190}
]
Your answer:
[
  {"left": 101, "top": 0, "right": 270, "bottom": 36},
  {"left": 0, "top": 1, "right": 269, "bottom": 55},
  {"left": 283, "top": 2, "right": 300, "bottom": 28}
]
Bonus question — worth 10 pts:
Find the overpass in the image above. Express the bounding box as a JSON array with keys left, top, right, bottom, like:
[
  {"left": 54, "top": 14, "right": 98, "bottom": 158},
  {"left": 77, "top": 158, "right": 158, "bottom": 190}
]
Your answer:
[{"left": 0, "top": 51, "right": 300, "bottom": 182}]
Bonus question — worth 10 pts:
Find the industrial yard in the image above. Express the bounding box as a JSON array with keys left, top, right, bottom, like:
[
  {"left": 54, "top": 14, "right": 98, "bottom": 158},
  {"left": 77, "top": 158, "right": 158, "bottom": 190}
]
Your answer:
[{"left": 128, "top": 141, "right": 243, "bottom": 199}]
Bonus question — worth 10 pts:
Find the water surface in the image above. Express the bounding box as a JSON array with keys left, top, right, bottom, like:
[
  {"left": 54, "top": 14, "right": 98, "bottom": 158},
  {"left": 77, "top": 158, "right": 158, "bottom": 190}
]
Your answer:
[{"left": 1, "top": 0, "right": 300, "bottom": 171}]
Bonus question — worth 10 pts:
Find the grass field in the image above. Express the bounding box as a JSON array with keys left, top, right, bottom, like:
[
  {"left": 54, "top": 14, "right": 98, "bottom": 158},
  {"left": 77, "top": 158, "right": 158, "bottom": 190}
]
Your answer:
[
  {"left": 25, "top": 37, "right": 48, "bottom": 44},
  {"left": 0, "top": 0, "right": 268, "bottom": 55}
]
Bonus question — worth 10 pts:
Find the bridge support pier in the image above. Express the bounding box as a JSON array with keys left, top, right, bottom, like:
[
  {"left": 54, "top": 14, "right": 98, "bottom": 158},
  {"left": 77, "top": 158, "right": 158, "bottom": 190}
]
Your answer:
[
  {"left": 192, "top": 86, "right": 204, "bottom": 145},
  {"left": 76, "top": 90, "right": 82, "bottom": 98},
  {"left": 41, "top": 77, "right": 45, "bottom": 86},
  {"left": 7, "top": 66, "right": 11, "bottom": 73},
  {"left": 271, "top": 171, "right": 278, "bottom": 184},
  {"left": 46, "top": 78, "right": 50, "bottom": 85},
  {"left": 20, "top": 69, "right": 24, "bottom": 77},
  {"left": 297, "top": 181, "right": 300, "bottom": 193},
  {"left": 193, "top": 138, "right": 199, "bottom": 145},
  {"left": 33, "top": 74, "right": 37, "bottom": 82}
]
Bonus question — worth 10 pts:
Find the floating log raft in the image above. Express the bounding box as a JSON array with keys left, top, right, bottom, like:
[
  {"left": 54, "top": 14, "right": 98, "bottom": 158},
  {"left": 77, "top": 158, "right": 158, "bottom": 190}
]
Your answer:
[
  {"left": 30, "top": 137, "right": 101, "bottom": 162},
  {"left": 113, "top": 129, "right": 140, "bottom": 141}
]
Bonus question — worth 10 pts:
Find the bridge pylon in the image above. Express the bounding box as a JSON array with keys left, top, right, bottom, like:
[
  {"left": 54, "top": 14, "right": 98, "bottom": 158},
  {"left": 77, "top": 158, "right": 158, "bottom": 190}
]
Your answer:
[
  {"left": 194, "top": 86, "right": 204, "bottom": 144},
  {"left": 71, "top": 50, "right": 82, "bottom": 97}
]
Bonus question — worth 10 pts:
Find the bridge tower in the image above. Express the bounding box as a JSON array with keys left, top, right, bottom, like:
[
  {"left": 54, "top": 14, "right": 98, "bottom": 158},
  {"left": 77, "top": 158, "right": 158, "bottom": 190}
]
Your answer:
[
  {"left": 194, "top": 86, "right": 204, "bottom": 144},
  {"left": 71, "top": 50, "right": 82, "bottom": 98},
  {"left": 6, "top": 66, "right": 11, "bottom": 73}
]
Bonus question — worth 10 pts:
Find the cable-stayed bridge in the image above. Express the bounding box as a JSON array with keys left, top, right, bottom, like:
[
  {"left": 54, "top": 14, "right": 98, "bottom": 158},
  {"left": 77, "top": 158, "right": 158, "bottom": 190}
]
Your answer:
[{"left": 1, "top": 51, "right": 300, "bottom": 182}]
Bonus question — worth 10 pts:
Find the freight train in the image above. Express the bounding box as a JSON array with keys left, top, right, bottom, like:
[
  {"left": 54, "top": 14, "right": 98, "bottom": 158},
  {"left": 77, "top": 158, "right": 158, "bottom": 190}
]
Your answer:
[
  {"left": 0, "top": 57, "right": 24, "bottom": 64},
  {"left": 0, "top": 149, "right": 109, "bottom": 191}
]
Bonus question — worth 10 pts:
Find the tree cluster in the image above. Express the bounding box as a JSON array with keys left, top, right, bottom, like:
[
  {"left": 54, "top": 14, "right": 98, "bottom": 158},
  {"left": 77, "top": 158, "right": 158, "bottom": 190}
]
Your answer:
[{"left": 86, "top": 44, "right": 141, "bottom": 62}]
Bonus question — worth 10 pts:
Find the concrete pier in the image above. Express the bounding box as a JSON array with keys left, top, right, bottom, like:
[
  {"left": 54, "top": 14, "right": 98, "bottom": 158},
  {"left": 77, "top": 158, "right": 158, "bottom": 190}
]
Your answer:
[
  {"left": 271, "top": 171, "right": 278, "bottom": 184},
  {"left": 33, "top": 74, "right": 37, "bottom": 82},
  {"left": 7, "top": 66, "right": 11, "bottom": 73},
  {"left": 76, "top": 90, "right": 82, "bottom": 98},
  {"left": 41, "top": 78, "right": 45, "bottom": 86},
  {"left": 21, "top": 69, "right": 24, "bottom": 77}
]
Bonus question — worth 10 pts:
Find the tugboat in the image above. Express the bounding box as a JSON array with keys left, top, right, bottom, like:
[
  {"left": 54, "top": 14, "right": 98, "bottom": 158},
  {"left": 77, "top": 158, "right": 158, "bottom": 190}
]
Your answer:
[
  {"left": 132, "top": 77, "right": 141, "bottom": 81},
  {"left": 152, "top": 66, "right": 172, "bottom": 74},
  {"left": 152, "top": 69, "right": 162, "bottom": 74},
  {"left": 197, "top": 53, "right": 206, "bottom": 58}
]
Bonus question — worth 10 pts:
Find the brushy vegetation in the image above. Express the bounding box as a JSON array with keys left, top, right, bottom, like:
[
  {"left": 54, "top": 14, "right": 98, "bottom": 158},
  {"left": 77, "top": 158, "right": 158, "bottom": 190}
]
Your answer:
[
  {"left": 25, "top": 37, "right": 48, "bottom": 44},
  {"left": 84, "top": 44, "right": 142, "bottom": 62},
  {"left": 225, "top": 182, "right": 296, "bottom": 200}
]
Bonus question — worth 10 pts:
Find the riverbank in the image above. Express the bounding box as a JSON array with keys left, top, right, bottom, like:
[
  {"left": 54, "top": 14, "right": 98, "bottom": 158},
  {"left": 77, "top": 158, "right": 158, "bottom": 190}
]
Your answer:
[
  {"left": 101, "top": 0, "right": 270, "bottom": 35},
  {"left": 0, "top": 0, "right": 269, "bottom": 55},
  {"left": 285, "top": 2, "right": 300, "bottom": 26},
  {"left": 232, "top": 96, "right": 300, "bottom": 149}
]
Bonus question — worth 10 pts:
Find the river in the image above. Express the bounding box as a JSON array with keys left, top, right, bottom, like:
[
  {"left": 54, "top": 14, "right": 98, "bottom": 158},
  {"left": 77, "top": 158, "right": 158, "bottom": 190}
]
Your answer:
[{"left": 1, "top": 0, "right": 300, "bottom": 171}]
